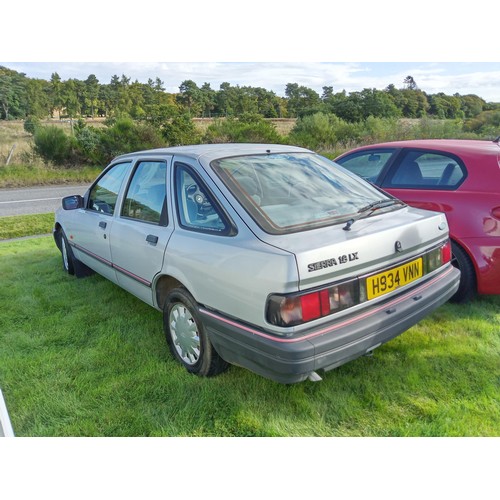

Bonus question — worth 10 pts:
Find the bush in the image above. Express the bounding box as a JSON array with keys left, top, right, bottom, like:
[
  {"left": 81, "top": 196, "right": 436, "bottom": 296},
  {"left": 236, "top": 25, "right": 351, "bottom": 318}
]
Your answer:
[
  {"left": 203, "top": 115, "right": 281, "bottom": 144},
  {"left": 23, "top": 116, "right": 41, "bottom": 135},
  {"left": 464, "top": 110, "right": 500, "bottom": 138},
  {"left": 33, "top": 126, "right": 77, "bottom": 166},
  {"left": 288, "top": 112, "right": 362, "bottom": 150},
  {"left": 75, "top": 125, "right": 103, "bottom": 164},
  {"left": 161, "top": 114, "right": 201, "bottom": 146},
  {"left": 89, "top": 118, "right": 165, "bottom": 165}
]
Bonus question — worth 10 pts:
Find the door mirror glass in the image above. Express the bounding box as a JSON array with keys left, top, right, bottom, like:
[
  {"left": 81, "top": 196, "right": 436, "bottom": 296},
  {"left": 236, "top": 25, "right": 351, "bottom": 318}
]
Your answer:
[{"left": 62, "top": 195, "right": 84, "bottom": 210}]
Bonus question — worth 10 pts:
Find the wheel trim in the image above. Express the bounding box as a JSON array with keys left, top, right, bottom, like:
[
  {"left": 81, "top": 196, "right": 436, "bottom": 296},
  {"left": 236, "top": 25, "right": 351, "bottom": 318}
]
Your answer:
[
  {"left": 62, "top": 238, "right": 69, "bottom": 270},
  {"left": 169, "top": 303, "right": 201, "bottom": 365}
]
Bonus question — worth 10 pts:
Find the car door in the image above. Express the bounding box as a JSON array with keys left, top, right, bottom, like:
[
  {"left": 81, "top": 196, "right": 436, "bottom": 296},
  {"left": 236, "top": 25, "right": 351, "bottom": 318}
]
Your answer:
[
  {"left": 335, "top": 148, "right": 398, "bottom": 183},
  {"left": 69, "top": 161, "right": 132, "bottom": 283},
  {"left": 380, "top": 149, "right": 467, "bottom": 218},
  {"left": 109, "top": 158, "right": 173, "bottom": 305}
]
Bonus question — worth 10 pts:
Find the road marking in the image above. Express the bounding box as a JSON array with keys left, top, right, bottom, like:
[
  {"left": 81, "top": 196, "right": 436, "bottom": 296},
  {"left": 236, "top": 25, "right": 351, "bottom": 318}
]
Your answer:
[{"left": 0, "top": 197, "right": 61, "bottom": 204}]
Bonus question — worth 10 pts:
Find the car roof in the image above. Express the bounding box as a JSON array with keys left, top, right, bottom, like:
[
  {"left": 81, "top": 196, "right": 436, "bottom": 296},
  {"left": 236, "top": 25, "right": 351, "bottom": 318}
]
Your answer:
[
  {"left": 347, "top": 139, "right": 500, "bottom": 157},
  {"left": 113, "top": 143, "right": 312, "bottom": 163}
]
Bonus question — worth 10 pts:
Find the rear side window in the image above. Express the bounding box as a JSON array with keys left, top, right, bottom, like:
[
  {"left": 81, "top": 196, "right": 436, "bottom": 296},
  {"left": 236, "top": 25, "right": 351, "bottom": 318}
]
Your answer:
[
  {"left": 336, "top": 149, "right": 396, "bottom": 181},
  {"left": 174, "top": 164, "right": 233, "bottom": 235},
  {"left": 121, "top": 161, "right": 167, "bottom": 224},
  {"left": 385, "top": 150, "right": 466, "bottom": 189},
  {"left": 88, "top": 162, "right": 130, "bottom": 215}
]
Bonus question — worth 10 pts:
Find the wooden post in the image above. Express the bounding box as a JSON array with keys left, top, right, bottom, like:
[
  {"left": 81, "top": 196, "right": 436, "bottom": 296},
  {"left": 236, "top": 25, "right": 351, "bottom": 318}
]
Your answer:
[{"left": 6, "top": 144, "right": 16, "bottom": 166}]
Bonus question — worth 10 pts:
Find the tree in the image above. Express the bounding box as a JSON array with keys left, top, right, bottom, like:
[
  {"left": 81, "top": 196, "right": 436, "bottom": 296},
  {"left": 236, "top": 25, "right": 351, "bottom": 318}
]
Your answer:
[
  {"left": 285, "top": 83, "right": 322, "bottom": 117},
  {"left": 322, "top": 86, "right": 334, "bottom": 100},
  {"left": 128, "top": 81, "right": 147, "bottom": 119},
  {"left": 49, "top": 72, "right": 63, "bottom": 118},
  {"left": 326, "top": 90, "right": 363, "bottom": 122},
  {"left": 200, "top": 82, "right": 216, "bottom": 117},
  {"left": 357, "top": 88, "right": 400, "bottom": 120},
  {"left": 404, "top": 75, "right": 418, "bottom": 90},
  {"left": 428, "top": 93, "right": 462, "bottom": 119},
  {"left": 178, "top": 80, "right": 202, "bottom": 116},
  {"left": 25, "top": 78, "right": 50, "bottom": 118},
  {"left": 84, "top": 74, "right": 100, "bottom": 117},
  {"left": 61, "top": 79, "right": 82, "bottom": 118},
  {"left": 0, "top": 67, "right": 27, "bottom": 119},
  {"left": 458, "top": 94, "right": 486, "bottom": 118}
]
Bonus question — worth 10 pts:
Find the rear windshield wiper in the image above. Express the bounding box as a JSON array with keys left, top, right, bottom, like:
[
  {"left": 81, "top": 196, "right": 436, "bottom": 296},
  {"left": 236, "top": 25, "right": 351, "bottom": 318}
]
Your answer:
[{"left": 343, "top": 199, "right": 406, "bottom": 231}]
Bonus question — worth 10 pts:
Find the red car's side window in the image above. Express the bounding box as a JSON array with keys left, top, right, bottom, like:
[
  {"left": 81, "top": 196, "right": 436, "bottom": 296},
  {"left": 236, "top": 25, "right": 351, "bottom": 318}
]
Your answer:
[
  {"left": 386, "top": 151, "right": 466, "bottom": 189},
  {"left": 336, "top": 149, "right": 395, "bottom": 182}
]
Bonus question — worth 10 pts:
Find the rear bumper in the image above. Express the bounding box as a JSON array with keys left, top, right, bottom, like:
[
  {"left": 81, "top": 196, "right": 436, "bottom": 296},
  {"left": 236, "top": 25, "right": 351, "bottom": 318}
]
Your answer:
[{"left": 201, "top": 265, "right": 460, "bottom": 383}]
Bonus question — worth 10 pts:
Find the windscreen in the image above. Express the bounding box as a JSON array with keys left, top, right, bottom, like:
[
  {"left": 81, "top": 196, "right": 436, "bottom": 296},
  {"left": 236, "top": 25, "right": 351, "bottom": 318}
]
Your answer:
[{"left": 211, "top": 152, "right": 395, "bottom": 234}]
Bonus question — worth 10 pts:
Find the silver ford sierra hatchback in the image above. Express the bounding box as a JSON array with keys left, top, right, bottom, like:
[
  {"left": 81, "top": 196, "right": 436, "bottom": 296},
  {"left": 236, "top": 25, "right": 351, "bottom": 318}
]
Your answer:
[{"left": 54, "top": 144, "right": 460, "bottom": 383}]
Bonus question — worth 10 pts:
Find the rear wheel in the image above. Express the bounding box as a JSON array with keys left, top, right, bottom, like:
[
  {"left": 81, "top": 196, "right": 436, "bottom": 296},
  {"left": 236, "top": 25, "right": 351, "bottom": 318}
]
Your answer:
[
  {"left": 450, "top": 241, "right": 477, "bottom": 303},
  {"left": 163, "top": 288, "right": 228, "bottom": 376}
]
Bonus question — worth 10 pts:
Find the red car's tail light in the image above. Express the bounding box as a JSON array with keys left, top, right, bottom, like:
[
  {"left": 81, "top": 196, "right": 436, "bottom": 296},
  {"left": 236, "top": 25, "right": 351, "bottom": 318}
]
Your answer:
[{"left": 491, "top": 206, "right": 500, "bottom": 220}]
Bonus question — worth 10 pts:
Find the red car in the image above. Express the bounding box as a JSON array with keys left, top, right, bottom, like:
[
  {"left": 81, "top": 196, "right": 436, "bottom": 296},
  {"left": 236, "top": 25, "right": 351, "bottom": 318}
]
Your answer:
[{"left": 336, "top": 139, "right": 500, "bottom": 302}]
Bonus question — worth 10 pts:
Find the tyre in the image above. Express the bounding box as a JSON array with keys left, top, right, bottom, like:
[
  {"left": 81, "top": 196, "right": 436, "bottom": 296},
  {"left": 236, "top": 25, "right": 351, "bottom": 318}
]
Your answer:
[
  {"left": 60, "top": 230, "right": 75, "bottom": 275},
  {"left": 450, "top": 241, "right": 477, "bottom": 303},
  {"left": 163, "top": 288, "right": 228, "bottom": 377}
]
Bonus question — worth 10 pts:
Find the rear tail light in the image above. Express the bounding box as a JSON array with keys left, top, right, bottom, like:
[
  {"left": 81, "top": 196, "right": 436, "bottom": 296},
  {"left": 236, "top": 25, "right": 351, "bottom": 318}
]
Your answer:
[
  {"left": 267, "top": 280, "right": 358, "bottom": 327},
  {"left": 266, "top": 239, "right": 453, "bottom": 327},
  {"left": 492, "top": 206, "right": 500, "bottom": 220},
  {"left": 440, "top": 240, "right": 452, "bottom": 264}
]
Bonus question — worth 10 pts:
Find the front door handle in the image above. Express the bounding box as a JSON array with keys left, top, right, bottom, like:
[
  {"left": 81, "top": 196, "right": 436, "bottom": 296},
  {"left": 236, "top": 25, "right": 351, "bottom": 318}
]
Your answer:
[
  {"left": 146, "top": 234, "right": 158, "bottom": 245},
  {"left": 99, "top": 221, "right": 107, "bottom": 229}
]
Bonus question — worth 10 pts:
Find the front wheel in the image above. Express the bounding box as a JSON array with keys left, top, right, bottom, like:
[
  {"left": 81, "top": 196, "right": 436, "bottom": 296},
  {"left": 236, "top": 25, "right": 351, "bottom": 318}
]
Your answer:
[
  {"left": 60, "top": 230, "right": 75, "bottom": 275},
  {"left": 163, "top": 288, "right": 228, "bottom": 377}
]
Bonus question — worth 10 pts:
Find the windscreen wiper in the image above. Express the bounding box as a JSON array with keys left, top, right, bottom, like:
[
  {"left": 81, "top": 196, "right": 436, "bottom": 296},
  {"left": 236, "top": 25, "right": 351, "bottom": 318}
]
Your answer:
[{"left": 343, "top": 199, "right": 406, "bottom": 231}]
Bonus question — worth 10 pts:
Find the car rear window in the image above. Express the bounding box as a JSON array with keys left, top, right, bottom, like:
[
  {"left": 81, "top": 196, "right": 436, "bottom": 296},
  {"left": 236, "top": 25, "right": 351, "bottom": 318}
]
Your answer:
[{"left": 211, "top": 152, "right": 396, "bottom": 234}]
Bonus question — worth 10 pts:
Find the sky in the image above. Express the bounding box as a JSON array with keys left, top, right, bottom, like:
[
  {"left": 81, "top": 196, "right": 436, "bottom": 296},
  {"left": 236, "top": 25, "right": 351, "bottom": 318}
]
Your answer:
[
  {"left": 2, "top": 61, "right": 500, "bottom": 102},
  {"left": 3, "top": 1, "right": 500, "bottom": 102}
]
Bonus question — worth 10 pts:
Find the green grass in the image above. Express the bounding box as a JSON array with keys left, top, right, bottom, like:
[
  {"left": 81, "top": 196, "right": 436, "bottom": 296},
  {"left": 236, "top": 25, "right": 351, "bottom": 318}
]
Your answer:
[
  {"left": 0, "top": 236, "right": 499, "bottom": 437},
  {"left": 0, "top": 212, "right": 54, "bottom": 240},
  {"left": 0, "top": 164, "right": 102, "bottom": 188}
]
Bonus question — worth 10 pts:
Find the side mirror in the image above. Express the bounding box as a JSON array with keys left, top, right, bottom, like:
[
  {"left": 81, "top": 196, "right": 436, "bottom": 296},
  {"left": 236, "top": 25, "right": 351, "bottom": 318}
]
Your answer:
[{"left": 62, "top": 195, "right": 84, "bottom": 210}]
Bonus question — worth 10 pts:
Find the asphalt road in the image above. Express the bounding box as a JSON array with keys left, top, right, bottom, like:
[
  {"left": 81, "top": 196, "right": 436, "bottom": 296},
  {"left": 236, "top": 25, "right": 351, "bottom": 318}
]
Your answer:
[{"left": 0, "top": 185, "right": 88, "bottom": 217}]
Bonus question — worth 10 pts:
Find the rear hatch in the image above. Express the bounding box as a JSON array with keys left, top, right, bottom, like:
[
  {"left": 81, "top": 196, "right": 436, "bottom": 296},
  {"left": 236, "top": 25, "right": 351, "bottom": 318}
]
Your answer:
[{"left": 257, "top": 205, "right": 449, "bottom": 291}]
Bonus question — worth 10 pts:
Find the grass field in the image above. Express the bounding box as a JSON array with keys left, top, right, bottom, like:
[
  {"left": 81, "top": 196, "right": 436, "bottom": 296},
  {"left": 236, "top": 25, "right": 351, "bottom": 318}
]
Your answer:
[
  {"left": 0, "top": 213, "right": 54, "bottom": 240},
  {"left": 0, "top": 236, "right": 499, "bottom": 437}
]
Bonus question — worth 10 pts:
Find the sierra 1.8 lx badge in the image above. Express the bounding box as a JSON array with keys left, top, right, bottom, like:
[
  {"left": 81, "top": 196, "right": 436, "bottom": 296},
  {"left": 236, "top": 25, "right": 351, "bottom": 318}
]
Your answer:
[{"left": 308, "top": 252, "right": 359, "bottom": 272}]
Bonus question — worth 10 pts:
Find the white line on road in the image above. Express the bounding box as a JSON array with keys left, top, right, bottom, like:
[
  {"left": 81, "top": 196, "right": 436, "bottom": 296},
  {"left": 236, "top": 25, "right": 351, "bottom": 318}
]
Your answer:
[{"left": 0, "top": 197, "right": 61, "bottom": 204}]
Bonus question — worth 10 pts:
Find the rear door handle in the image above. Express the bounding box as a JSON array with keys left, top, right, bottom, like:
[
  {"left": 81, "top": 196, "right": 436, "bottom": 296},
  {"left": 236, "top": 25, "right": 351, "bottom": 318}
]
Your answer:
[
  {"left": 146, "top": 234, "right": 158, "bottom": 245},
  {"left": 99, "top": 221, "right": 107, "bottom": 229}
]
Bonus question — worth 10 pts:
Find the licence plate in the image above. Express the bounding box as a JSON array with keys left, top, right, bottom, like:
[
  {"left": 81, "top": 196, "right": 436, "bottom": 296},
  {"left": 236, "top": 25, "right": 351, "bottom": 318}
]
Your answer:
[{"left": 366, "top": 258, "right": 423, "bottom": 300}]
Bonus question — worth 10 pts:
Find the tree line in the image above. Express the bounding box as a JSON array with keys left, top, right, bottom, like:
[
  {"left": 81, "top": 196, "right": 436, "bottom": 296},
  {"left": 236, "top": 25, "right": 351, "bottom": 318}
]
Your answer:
[{"left": 1, "top": 65, "right": 498, "bottom": 123}]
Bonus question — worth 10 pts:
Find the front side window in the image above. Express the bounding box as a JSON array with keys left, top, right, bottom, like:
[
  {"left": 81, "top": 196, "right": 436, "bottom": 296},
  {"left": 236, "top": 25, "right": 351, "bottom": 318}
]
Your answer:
[
  {"left": 385, "top": 150, "right": 466, "bottom": 189},
  {"left": 121, "top": 161, "right": 167, "bottom": 224},
  {"left": 211, "top": 152, "right": 396, "bottom": 235},
  {"left": 88, "top": 162, "right": 130, "bottom": 215},
  {"left": 336, "top": 149, "right": 396, "bottom": 181}
]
